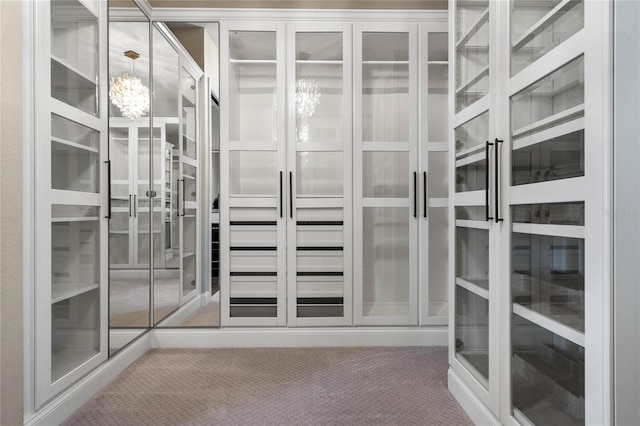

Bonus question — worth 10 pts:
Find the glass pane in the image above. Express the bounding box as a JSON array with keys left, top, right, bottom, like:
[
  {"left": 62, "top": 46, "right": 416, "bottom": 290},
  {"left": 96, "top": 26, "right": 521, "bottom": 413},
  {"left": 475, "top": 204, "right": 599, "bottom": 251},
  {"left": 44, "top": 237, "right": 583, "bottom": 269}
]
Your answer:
[
  {"left": 362, "top": 33, "right": 409, "bottom": 142},
  {"left": 428, "top": 151, "right": 448, "bottom": 198},
  {"left": 182, "top": 209, "right": 197, "bottom": 296},
  {"left": 182, "top": 69, "right": 197, "bottom": 160},
  {"left": 512, "top": 202, "right": 584, "bottom": 226},
  {"left": 363, "top": 207, "right": 410, "bottom": 318},
  {"left": 511, "top": 56, "right": 584, "bottom": 137},
  {"left": 455, "top": 205, "right": 486, "bottom": 221},
  {"left": 229, "top": 31, "right": 277, "bottom": 143},
  {"left": 428, "top": 63, "right": 449, "bottom": 142},
  {"left": 296, "top": 33, "right": 343, "bottom": 145},
  {"left": 512, "top": 233, "right": 584, "bottom": 331},
  {"left": 363, "top": 152, "right": 409, "bottom": 198},
  {"left": 51, "top": 204, "right": 100, "bottom": 381},
  {"left": 455, "top": 0, "right": 489, "bottom": 112},
  {"left": 456, "top": 225, "right": 489, "bottom": 290},
  {"left": 296, "top": 152, "right": 343, "bottom": 196},
  {"left": 511, "top": 0, "right": 584, "bottom": 75},
  {"left": 51, "top": 0, "right": 98, "bottom": 115},
  {"left": 51, "top": 114, "right": 100, "bottom": 193},
  {"left": 429, "top": 207, "right": 449, "bottom": 310},
  {"left": 512, "top": 314, "right": 584, "bottom": 425},
  {"left": 456, "top": 157, "right": 486, "bottom": 193},
  {"left": 512, "top": 130, "right": 584, "bottom": 186},
  {"left": 455, "top": 286, "right": 489, "bottom": 381},
  {"left": 230, "top": 151, "right": 277, "bottom": 197},
  {"left": 455, "top": 111, "right": 489, "bottom": 155},
  {"left": 428, "top": 32, "right": 448, "bottom": 62},
  {"left": 183, "top": 164, "right": 197, "bottom": 203}
]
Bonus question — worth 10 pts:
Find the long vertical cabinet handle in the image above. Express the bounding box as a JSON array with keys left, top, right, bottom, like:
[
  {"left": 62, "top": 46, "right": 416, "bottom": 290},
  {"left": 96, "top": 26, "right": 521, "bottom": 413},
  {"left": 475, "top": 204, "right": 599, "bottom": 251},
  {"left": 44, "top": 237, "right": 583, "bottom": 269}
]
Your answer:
[
  {"left": 485, "top": 140, "right": 494, "bottom": 222},
  {"left": 413, "top": 171, "right": 418, "bottom": 218},
  {"left": 495, "top": 138, "right": 504, "bottom": 222},
  {"left": 289, "top": 172, "right": 293, "bottom": 219},
  {"left": 176, "top": 179, "right": 181, "bottom": 217},
  {"left": 423, "top": 171, "right": 427, "bottom": 218},
  {"left": 105, "top": 160, "right": 111, "bottom": 219},
  {"left": 280, "top": 172, "right": 283, "bottom": 218},
  {"left": 182, "top": 179, "right": 186, "bottom": 217}
]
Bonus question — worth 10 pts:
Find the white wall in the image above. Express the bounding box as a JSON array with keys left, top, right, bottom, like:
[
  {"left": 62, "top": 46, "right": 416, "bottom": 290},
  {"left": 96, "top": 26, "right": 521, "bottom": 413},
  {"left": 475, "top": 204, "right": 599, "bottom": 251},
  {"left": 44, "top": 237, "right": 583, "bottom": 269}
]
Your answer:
[
  {"left": 614, "top": 1, "right": 640, "bottom": 424},
  {"left": 0, "top": 1, "right": 24, "bottom": 424}
]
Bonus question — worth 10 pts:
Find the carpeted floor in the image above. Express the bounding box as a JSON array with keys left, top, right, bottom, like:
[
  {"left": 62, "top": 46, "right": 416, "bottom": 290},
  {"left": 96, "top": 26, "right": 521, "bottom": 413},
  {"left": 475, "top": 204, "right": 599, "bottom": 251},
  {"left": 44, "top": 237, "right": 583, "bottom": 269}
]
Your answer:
[{"left": 63, "top": 347, "right": 471, "bottom": 426}]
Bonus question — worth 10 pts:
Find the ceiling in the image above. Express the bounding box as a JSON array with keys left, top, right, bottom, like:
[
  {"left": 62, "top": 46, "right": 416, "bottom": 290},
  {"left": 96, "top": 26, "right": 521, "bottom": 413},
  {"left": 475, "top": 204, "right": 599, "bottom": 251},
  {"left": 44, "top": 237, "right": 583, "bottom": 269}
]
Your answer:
[{"left": 146, "top": 0, "right": 447, "bottom": 9}]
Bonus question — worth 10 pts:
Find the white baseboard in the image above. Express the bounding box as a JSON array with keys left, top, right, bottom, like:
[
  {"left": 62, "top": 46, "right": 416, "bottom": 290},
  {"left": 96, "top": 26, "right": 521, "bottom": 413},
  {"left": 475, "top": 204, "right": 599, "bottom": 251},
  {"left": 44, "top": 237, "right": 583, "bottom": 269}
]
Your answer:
[
  {"left": 24, "top": 334, "right": 151, "bottom": 426},
  {"left": 154, "top": 291, "right": 209, "bottom": 327},
  {"left": 448, "top": 367, "right": 501, "bottom": 426},
  {"left": 150, "top": 326, "right": 447, "bottom": 348},
  {"left": 109, "top": 328, "right": 148, "bottom": 352}
]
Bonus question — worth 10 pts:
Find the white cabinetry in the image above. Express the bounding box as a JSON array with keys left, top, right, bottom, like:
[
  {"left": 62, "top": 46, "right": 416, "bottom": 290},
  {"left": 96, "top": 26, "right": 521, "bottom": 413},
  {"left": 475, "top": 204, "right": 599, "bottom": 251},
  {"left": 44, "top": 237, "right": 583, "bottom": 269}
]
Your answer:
[
  {"left": 34, "top": 0, "right": 108, "bottom": 407},
  {"left": 449, "top": 1, "right": 611, "bottom": 424}
]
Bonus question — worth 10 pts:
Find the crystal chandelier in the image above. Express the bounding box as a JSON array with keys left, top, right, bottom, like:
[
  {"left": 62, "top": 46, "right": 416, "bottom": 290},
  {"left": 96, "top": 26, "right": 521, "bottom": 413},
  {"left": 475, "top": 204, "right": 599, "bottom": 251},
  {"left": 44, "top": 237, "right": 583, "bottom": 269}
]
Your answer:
[
  {"left": 296, "top": 78, "right": 321, "bottom": 143},
  {"left": 109, "top": 50, "right": 150, "bottom": 120}
]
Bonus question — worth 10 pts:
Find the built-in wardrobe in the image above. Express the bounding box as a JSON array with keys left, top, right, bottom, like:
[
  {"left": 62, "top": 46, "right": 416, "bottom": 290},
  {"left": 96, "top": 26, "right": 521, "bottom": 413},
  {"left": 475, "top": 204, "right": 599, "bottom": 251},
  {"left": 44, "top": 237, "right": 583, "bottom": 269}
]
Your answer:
[
  {"left": 218, "top": 16, "right": 450, "bottom": 328},
  {"left": 448, "top": 1, "right": 612, "bottom": 425}
]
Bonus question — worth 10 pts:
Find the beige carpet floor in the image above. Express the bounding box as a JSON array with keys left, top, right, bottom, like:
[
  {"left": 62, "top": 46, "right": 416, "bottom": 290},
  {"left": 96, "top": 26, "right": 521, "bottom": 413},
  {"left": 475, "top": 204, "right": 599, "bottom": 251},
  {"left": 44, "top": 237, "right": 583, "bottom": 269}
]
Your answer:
[{"left": 64, "top": 347, "right": 471, "bottom": 426}]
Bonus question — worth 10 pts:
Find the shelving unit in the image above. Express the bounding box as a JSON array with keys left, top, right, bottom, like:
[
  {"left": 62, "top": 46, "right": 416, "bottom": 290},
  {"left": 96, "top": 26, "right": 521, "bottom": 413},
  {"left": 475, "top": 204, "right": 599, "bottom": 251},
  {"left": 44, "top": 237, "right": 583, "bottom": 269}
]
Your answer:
[{"left": 34, "top": 0, "right": 108, "bottom": 408}]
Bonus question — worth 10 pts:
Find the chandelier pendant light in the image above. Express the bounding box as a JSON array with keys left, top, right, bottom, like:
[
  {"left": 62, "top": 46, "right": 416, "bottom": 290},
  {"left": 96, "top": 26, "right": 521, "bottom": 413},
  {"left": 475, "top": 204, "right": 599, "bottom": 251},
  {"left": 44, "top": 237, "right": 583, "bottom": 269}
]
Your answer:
[
  {"left": 296, "top": 77, "right": 321, "bottom": 143},
  {"left": 109, "top": 50, "right": 150, "bottom": 120}
]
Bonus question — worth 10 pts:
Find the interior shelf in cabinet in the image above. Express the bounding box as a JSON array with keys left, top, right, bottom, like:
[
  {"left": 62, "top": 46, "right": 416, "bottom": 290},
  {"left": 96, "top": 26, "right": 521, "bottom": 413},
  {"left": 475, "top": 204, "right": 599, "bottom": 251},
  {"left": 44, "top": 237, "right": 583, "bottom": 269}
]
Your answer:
[
  {"left": 513, "top": 303, "right": 584, "bottom": 346},
  {"left": 457, "top": 350, "right": 490, "bottom": 382},
  {"left": 512, "top": 223, "right": 584, "bottom": 239},
  {"left": 296, "top": 60, "right": 343, "bottom": 64},
  {"left": 183, "top": 135, "right": 195, "bottom": 142},
  {"left": 52, "top": 217, "right": 99, "bottom": 223},
  {"left": 182, "top": 214, "right": 196, "bottom": 218},
  {"left": 182, "top": 174, "right": 196, "bottom": 180},
  {"left": 455, "top": 143, "right": 485, "bottom": 159},
  {"left": 109, "top": 230, "right": 129, "bottom": 234},
  {"left": 137, "top": 230, "right": 162, "bottom": 234},
  {"left": 455, "top": 8, "right": 489, "bottom": 50},
  {"left": 362, "top": 60, "right": 410, "bottom": 65},
  {"left": 455, "top": 277, "right": 489, "bottom": 300},
  {"left": 182, "top": 252, "right": 196, "bottom": 258},
  {"left": 51, "top": 282, "right": 99, "bottom": 304},
  {"left": 512, "top": 0, "right": 580, "bottom": 52},
  {"left": 512, "top": 103, "right": 584, "bottom": 139},
  {"left": 428, "top": 60, "right": 449, "bottom": 65},
  {"left": 51, "top": 55, "right": 97, "bottom": 86},
  {"left": 52, "top": 136, "right": 99, "bottom": 153},
  {"left": 230, "top": 59, "right": 277, "bottom": 64},
  {"left": 455, "top": 151, "right": 485, "bottom": 168},
  {"left": 512, "top": 117, "right": 583, "bottom": 150},
  {"left": 455, "top": 65, "right": 489, "bottom": 96},
  {"left": 455, "top": 219, "right": 490, "bottom": 230},
  {"left": 52, "top": 348, "right": 99, "bottom": 383},
  {"left": 182, "top": 95, "right": 195, "bottom": 108}
]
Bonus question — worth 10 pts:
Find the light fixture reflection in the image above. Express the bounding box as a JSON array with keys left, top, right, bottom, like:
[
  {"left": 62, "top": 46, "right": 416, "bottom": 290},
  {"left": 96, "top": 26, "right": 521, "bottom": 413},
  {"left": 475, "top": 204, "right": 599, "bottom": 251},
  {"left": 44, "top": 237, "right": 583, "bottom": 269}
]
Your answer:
[
  {"left": 296, "top": 78, "right": 321, "bottom": 143},
  {"left": 109, "top": 50, "right": 150, "bottom": 120}
]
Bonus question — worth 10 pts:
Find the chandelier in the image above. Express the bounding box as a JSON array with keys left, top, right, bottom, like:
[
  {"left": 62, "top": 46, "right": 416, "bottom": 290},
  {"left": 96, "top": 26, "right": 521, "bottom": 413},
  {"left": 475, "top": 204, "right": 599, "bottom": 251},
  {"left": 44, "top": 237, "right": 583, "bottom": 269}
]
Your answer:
[
  {"left": 109, "top": 50, "right": 150, "bottom": 120},
  {"left": 296, "top": 78, "right": 321, "bottom": 143}
]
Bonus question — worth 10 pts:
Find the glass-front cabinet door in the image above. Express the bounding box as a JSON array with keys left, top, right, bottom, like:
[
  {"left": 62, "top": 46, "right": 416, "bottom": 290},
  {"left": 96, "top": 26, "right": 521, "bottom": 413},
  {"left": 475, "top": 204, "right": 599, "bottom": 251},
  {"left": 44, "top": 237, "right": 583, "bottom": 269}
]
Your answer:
[
  {"left": 220, "top": 23, "right": 287, "bottom": 326},
  {"left": 286, "top": 24, "right": 352, "bottom": 326},
  {"left": 353, "top": 24, "right": 419, "bottom": 326},
  {"left": 36, "top": 0, "right": 108, "bottom": 407}
]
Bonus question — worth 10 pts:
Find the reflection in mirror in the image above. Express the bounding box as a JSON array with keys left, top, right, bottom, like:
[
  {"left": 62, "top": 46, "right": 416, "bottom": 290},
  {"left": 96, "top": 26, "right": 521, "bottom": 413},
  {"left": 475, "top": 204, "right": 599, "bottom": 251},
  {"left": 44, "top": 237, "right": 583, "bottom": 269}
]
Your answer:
[{"left": 108, "top": 1, "right": 151, "bottom": 356}]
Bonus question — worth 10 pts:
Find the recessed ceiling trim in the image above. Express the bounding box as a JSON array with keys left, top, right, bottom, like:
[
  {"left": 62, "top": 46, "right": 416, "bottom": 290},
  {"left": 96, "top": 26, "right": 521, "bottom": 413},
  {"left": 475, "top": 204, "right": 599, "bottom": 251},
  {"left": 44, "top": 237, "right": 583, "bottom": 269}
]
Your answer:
[{"left": 148, "top": 8, "right": 447, "bottom": 23}]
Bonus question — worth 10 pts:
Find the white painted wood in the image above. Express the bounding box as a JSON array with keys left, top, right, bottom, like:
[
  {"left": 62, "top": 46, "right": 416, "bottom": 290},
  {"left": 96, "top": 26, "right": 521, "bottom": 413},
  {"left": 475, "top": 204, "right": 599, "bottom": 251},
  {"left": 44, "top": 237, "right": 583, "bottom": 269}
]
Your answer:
[
  {"left": 448, "top": 368, "right": 501, "bottom": 426},
  {"left": 512, "top": 304, "right": 585, "bottom": 347},
  {"left": 511, "top": 223, "right": 584, "bottom": 239}
]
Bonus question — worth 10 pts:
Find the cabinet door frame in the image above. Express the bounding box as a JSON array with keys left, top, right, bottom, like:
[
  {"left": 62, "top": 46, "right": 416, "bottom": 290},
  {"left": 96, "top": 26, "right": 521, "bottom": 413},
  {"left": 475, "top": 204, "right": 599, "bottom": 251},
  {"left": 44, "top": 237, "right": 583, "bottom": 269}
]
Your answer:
[
  {"left": 353, "top": 22, "right": 420, "bottom": 326},
  {"left": 285, "top": 22, "right": 353, "bottom": 327}
]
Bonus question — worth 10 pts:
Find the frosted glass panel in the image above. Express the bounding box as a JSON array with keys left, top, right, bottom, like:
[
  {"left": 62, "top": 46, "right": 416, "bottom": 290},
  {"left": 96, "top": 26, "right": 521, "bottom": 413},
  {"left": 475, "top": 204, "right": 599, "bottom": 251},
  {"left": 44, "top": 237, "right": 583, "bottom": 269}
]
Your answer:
[
  {"left": 428, "top": 63, "right": 449, "bottom": 142},
  {"left": 511, "top": 0, "right": 584, "bottom": 75},
  {"left": 455, "top": 0, "right": 489, "bottom": 112},
  {"left": 455, "top": 286, "right": 489, "bottom": 380},
  {"left": 182, "top": 209, "right": 197, "bottom": 296},
  {"left": 429, "top": 207, "right": 449, "bottom": 306},
  {"left": 230, "top": 151, "right": 277, "bottom": 197},
  {"left": 455, "top": 110, "right": 489, "bottom": 154},
  {"left": 362, "top": 63, "right": 409, "bottom": 142},
  {"left": 51, "top": 114, "right": 100, "bottom": 193},
  {"left": 183, "top": 164, "right": 197, "bottom": 203},
  {"left": 182, "top": 69, "right": 197, "bottom": 160},
  {"left": 51, "top": 0, "right": 98, "bottom": 115},
  {"left": 296, "top": 152, "right": 343, "bottom": 196},
  {"left": 456, "top": 225, "right": 489, "bottom": 290},
  {"left": 362, "top": 33, "right": 409, "bottom": 61},
  {"left": 363, "top": 152, "right": 409, "bottom": 198},
  {"left": 428, "top": 152, "right": 448, "bottom": 198},
  {"left": 511, "top": 56, "right": 584, "bottom": 135},
  {"left": 512, "top": 314, "right": 584, "bottom": 425},
  {"left": 297, "top": 32, "right": 342, "bottom": 61},
  {"left": 362, "top": 207, "right": 410, "bottom": 318},
  {"left": 456, "top": 157, "right": 486, "bottom": 193},
  {"left": 229, "top": 31, "right": 277, "bottom": 143}
]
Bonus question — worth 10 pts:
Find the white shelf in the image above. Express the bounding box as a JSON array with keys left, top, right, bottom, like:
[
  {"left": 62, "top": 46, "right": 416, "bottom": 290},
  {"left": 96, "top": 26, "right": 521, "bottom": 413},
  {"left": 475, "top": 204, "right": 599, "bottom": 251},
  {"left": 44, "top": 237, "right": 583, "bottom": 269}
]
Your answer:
[
  {"left": 183, "top": 174, "right": 196, "bottom": 180},
  {"left": 455, "top": 219, "right": 490, "bottom": 230},
  {"left": 428, "top": 61, "right": 449, "bottom": 65},
  {"left": 455, "top": 277, "right": 489, "bottom": 300},
  {"left": 455, "top": 150, "right": 485, "bottom": 167},
  {"left": 455, "top": 65, "right": 489, "bottom": 96},
  {"left": 109, "top": 230, "right": 129, "bottom": 234},
  {"left": 455, "top": 143, "right": 485, "bottom": 159},
  {"left": 182, "top": 252, "right": 196, "bottom": 258},
  {"left": 52, "top": 282, "right": 99, "bottom": 304},
  {"left": 51, "top": 136, "right": 99, "bottom": 153},
  {"left": 512, "top": 103, "right": 584, "bottom": 139},
  {"left": 512, "top": 0, "right": 579, "bottom": 52},
  {"left": 456, "top": 8, "right": 490, "bottom": 50},
  {"left": 512, "top": 223, "right": 584, "bottom": 239},
  {"left": 230, "top": 59, "right": 277, "bottom": 64},
  {"left": 296, "top": 60, "right": 343, "bottom": 64},
  {"left": 52, "top": 216, "right": 99, "bottom": 223},
  {"left": 513, "top": 303, "right": 585, "bottom": 347},
  {"left": 51, "top": 348, "right": 99, "bottom": 382},
  {"left": 51, "top": 55, "right": 96, "bottom": 85},
  {"left": 362, "top": 60, "right": 409, "bottom": 65},
  {"left": 512, "top": 116, "right": 584, "bottom": 150}
]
